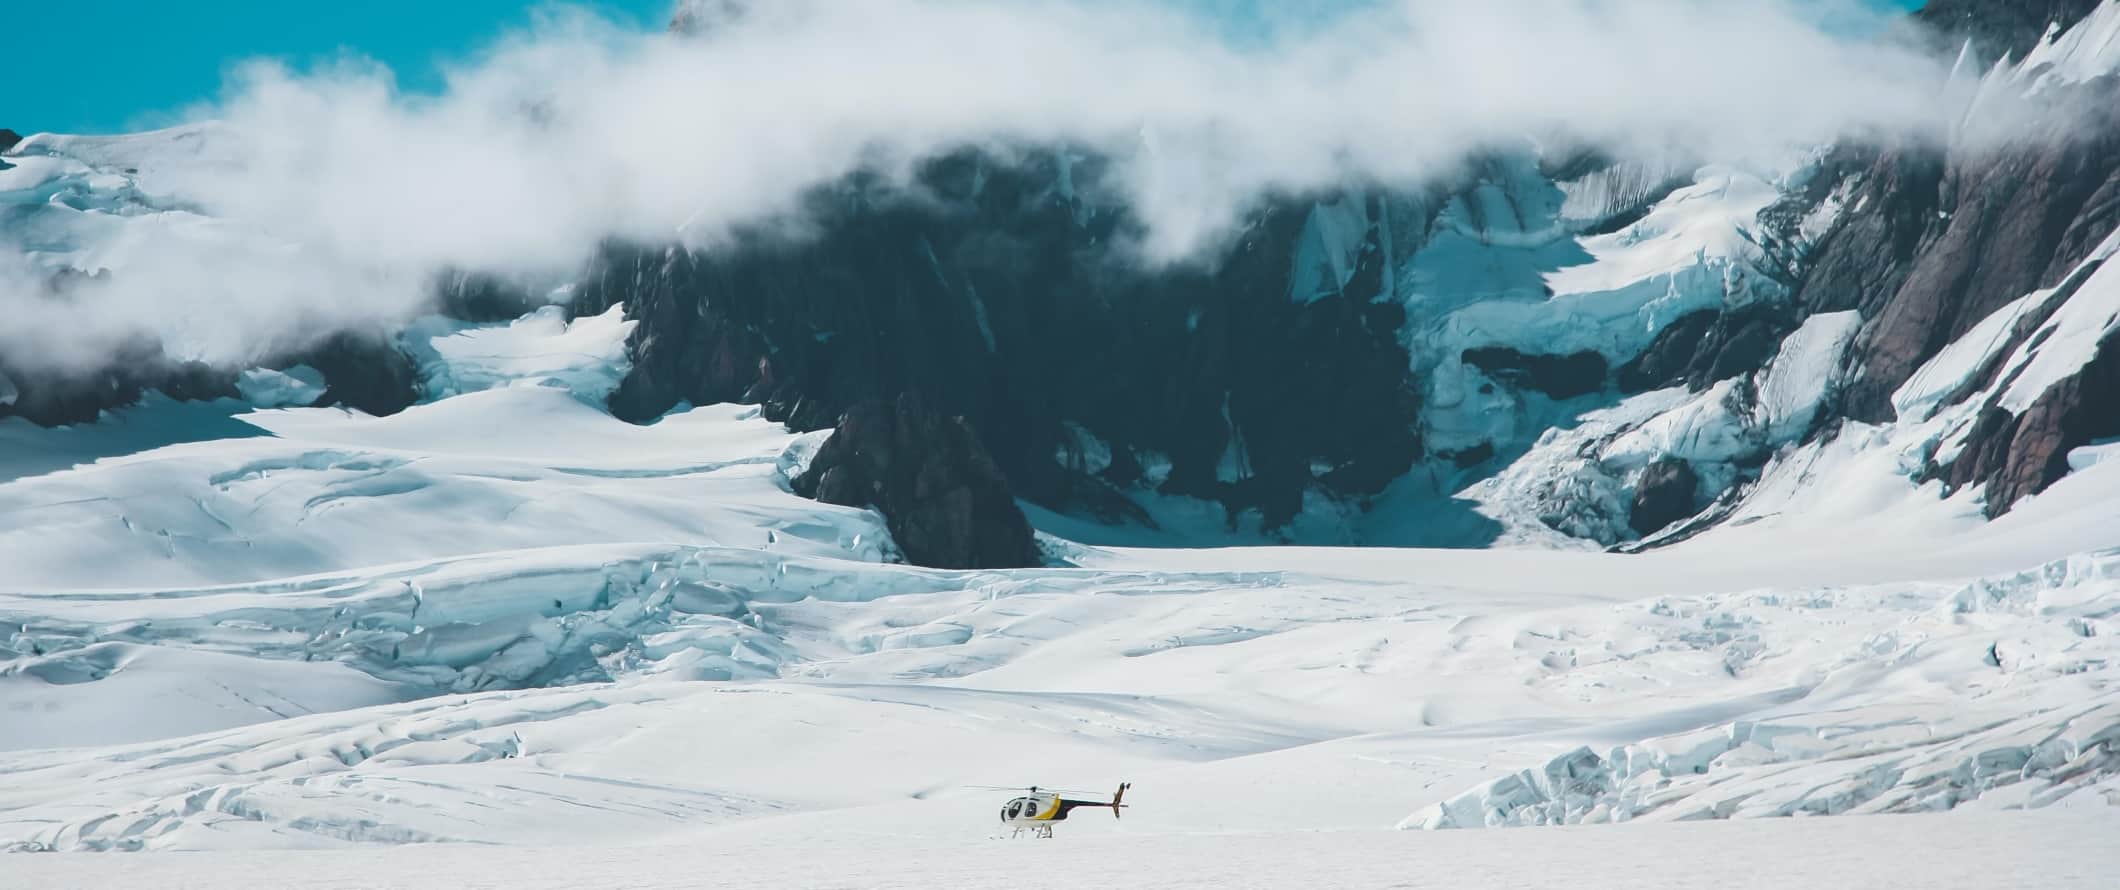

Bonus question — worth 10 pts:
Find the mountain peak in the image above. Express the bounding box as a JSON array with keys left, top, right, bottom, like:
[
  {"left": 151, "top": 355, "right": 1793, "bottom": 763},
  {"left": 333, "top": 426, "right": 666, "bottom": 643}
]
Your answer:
[{"left": 1914, "top": 0, "right": 2108, "bottom": 61}]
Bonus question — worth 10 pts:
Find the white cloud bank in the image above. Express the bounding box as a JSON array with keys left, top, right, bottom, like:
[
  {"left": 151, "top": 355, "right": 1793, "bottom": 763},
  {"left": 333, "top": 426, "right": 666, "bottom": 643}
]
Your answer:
[{"left": 0, "top": 0, "right": 2059, "bottom": 371}]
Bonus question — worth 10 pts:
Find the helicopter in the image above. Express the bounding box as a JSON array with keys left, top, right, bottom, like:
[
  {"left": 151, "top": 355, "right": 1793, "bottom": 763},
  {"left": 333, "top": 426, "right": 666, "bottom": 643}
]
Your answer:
[{"left": 974, "top": 783, "right": 1131, "bottom": 838}]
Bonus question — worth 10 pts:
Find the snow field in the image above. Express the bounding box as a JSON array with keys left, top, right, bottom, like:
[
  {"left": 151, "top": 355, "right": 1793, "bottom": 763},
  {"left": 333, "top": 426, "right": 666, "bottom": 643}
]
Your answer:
[{"left": 8, "top": 810, "right": 2118, "bottom": 889}]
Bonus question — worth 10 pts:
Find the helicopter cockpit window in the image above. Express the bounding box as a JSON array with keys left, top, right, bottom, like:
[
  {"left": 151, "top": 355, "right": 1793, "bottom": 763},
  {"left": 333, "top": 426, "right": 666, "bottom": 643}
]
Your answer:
[{"left": 1006, "top": 801, "right": 1022, "bottom": 818}]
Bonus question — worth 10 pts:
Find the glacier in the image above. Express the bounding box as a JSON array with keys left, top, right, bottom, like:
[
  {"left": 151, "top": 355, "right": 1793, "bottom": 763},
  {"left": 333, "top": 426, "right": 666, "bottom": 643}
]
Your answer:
[
  {"left": 6, "top": 3, "right": 2120, "bottom": 886},
  {"left": 3, "top": 295, "right": 2119, "bottom": 852}
]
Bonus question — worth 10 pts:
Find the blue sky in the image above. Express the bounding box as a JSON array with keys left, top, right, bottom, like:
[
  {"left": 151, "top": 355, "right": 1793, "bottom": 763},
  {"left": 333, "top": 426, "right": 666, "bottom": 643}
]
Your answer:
[
  {"left": 5, "top": 0, "right": 1930, "bottom": 137},
  {"left": 2, "top": 1, "right": 670, "bottom": 135}
]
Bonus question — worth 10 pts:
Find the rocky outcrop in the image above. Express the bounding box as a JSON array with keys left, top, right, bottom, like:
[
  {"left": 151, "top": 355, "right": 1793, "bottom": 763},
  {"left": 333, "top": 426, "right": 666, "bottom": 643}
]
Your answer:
[
  {"left": 792, "top": 395, "right": 1041, "bottom": 569},
  {"left": 0, "top": 129, "right": 20, "bottom": 153},
  {"left": 0, "top": 330, "right": 419, "bottom": 427},
  {"left": 1460, "top": 348, "right": 1607, "bottom": 400},
  {"left": 1941, "top": 329, "right": 2120, "bottom": 515},
  {"left": 0, "top": 342, "right": 237, "bottom": 426},
  {"left": 1911, "top": 0, "right": 2107, "bottom": 59},
  {"left": 578, "top": 27, "right": 2120, "bottom": 542},
  {"left": 1629, "top": 458, "right": 1701, "bottom": 537},
  {"left": 296, "top": 331, "right": 421, "bottom": 417},
  {"left": 1782, "top": 1, "right": 2120, "bottom": 516},
  {"left": 433, "top": 270, "right": 546, "bottom": 324},
  {"left": 1616, "top": 303, "right": 1799, "bottom": 395},
  {"left": 1618, "top": 311, "right": 1718, "bottom": 393},
  {"left": 1812, "top": 105, "right": 2120, "bottom": 423},
  {"left": 574, "top": 150, "right": 1425, "bottom": 532},
  {"left": 1799, "top": 0, "right": 2120, "bottom": 426}
]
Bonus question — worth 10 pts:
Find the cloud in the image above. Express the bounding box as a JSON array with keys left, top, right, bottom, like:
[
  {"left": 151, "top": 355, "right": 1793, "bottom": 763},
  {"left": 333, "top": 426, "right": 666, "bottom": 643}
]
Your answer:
[{"left": 0, "top": 0, "right": 2030, "bottom": 371}]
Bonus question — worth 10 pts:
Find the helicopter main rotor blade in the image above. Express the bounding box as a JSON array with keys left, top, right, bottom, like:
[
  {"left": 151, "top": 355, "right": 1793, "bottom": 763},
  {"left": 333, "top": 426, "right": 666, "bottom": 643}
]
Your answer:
[{"left": 965, "top": 784, "right": 1109, "bottom": 796}]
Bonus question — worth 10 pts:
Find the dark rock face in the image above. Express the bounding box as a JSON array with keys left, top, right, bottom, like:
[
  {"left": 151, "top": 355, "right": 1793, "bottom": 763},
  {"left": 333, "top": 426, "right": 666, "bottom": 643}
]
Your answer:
[
  {"left": 1941, "top": 330, "right": 2120, "bottom": 516},
  {"left": 1802, "top": 0, "right": 2120, "bottom": 429},
  {"left": 792, "top": 395, "right": 1041, "bottom": 569},
  {"left": 1786, "top": 2, "right": 2120, "bottom": 515},
  {"left": 1911, "top": 0, "right": 2106, "bottom": 59},
  {"left": 1616, "top": 303, "right": 1798, "bottom": 394},
  {"left": 1, "top": 272, "right": 244, "bottom": 424},
  {"left": 1618, "top": 311, "right": 1716, "bottom": 393},
  {"left": 575, "top": 151, "right": 1425, "bottom": 532},
  {"left": 434, "top": 270, "right": 546, "bottom": 323},
  {"left": 0, "top": 129, "right": 20, "bottom": 153},
  {"left": 0, "top": 329, "right": 419, "bottom": 427},
  {"left": 1629, "top": 458, "right": 1700, "bottom": 537},
  {"left": 295, "top": 331, "right": 421, "bottom": 417},
  {"left": 0, "top": 341, "right": 238, "bottom": 426},
  {"left": 1460, "top": 347, "right": 1607, "bottom": 400},
  {"left": 0, "top": 249, "right": 432, "bottom": 426},
  {"left": 1812, "top": 103, "right": 2120, "bottom": 423},
  {"left": 1699, "top": 312, "right": 1787, "bottom": 388}
]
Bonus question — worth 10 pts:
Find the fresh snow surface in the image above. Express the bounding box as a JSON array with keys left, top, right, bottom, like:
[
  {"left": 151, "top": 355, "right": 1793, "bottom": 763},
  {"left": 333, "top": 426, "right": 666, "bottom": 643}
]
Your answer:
[
  {"left": 2011, "top": 0, "right": 2120, "bottom": 93},
  {"left": 1404, "top": 164, "right": 1775, "bottom": 377},
  {"left": 1991, "top": 228, "right": 2120, "bottom": 414},
  {"left": 1955, "top": 1, "right": 2120, "bottom": 121},
  {"left": 4, "top": 302, "right": 2119, "bottom": 871},
  {"left": 403, "top": 304, "right": 635, "bottom": 403},
  {"left": 11, "top": 812, "right": 2119, "bottom": 889},
  {"left": 1891, "top": 290, "right": 2047, "bottom": 423}
]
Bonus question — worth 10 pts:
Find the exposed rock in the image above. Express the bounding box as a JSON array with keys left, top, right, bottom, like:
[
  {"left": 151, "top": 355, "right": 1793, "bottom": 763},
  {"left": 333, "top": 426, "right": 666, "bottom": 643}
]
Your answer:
[
  {"left": 0, "top": 129, "right": 20, "bottom": 153},
  {"left": 292, "top": 331, "right": 421, "bottom": 417},
  {"left": 1618, "top": 311, "right": 1717, "bottom": 393},
  {"left": 1460, "top": 347, "right": 1607, "bottom": 400},
  {"left": 1757, "top": 4, "right": 2120, "bottom": 518},
  {"left": 1699, "top": 314, "right": 1785, "bottom": 389},
  {"left": 1934, "top": 257, "right": 2105, "bottom": 412},
  {"left": 154, "top": 360, "right": 243, "bottom": 403},
  {"left": 576, "top": 149, "right": 1424, "bottom": 532},
  {"left": 1763, "top": 50, "right": 2120, "bottom": 521},
  {"left": 1806, "top": 80, "right": 2120, "bottom": 422},
  {"left": 0, "top": 339, "right": 239, "bottom": 427},
  {"left": 433, "top": 270, "right": 546, "bottom": 323},
  {"left": 1943, "top": 330, "right": 2120, "bottom": 516},
  {"left": 0, "top": 357, "right": 150, "bottom": 426},
  {"left": 0, "top": 328, "right": 422, "bottom": 427},
  {"left": 792, "top": 394, "right": 1041, "bottom": 570},
  {"left": 1616, "top": 304, "right": 1797, "bottom": 394},
  {"left": 1629, "top": 458, "right": 1701, "bottom": 537},
  {"left": 1911, "top": 0, "right": 2106, "bottom": 60},
  {"left": 1942, "top": 406, "right": 2021, "bottom": 501},
  {"left": 0, "top": 254, "right": 422, "bottom": 428},
  {"left": 1444, "top": 441, "right": 1497, "bottom": 470}
]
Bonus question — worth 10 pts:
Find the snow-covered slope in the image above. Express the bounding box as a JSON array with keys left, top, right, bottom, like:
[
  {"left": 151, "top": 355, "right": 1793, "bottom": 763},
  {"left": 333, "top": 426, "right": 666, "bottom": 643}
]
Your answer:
[
  {"left": 9, "top": 4, "right": 2120, "bottom": 882},
  {"left": 4, "top": 304, "right": 2118, "bottom": 854}
]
